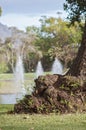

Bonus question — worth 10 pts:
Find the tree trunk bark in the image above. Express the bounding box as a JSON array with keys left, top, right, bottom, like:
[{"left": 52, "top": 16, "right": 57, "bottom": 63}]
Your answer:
[{"left": 68, "top": 20, "right": 86, "bottom": 81}]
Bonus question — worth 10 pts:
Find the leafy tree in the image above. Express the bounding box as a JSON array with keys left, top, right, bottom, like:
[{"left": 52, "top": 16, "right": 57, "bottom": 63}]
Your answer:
[
  {"left": 0, "top": 27, "right": 38, "bottom": 73},
  {"left": 64, "top": 0, "right": 86, "bottom": 80},
  {"left": 34, "top": 16, "right": 82, "bottom": 70},
  {"left": 11, "top": 31, "right": 37, "bottom": 72},
  {"left": 26, "top": 16, "right": 82, "bottom": 71},
  {"left": 26, "top": 26, "right": 40, "bottom": 37},
  {"left": 64, "top": 0, "right": 86, "bottom": 24},
  {"left": 39, "top": 16, "right": 82, "bottom": 48}
]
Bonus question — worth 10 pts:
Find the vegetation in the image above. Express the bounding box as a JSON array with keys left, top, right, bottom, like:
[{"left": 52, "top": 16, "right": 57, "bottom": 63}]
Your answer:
[
  {"left": 64, "top": 0, "right": 86, "bottom": 24},
  {"left": 0, "top": 104, "right": 14, "bottom": 114},
  {"left": 26, "top": 17, "right": 82, "bottom": 70},
  {"left": 0, "top": 113, "right": 86, "bottom": 130},
  {"left": 64, "top": 0, "right": 86, "bottom": 79},
  {"left": 0, "top": 18, "right": 82, "bottom": 73},
  {"left": 0, "top": 2, "right": 86, "bottom": 129},
  {"left": 0, "top": 73, "right": 35, "bottom": 80},
  {"left": 0, "top": 1, "right": 85, "bottom": 76},
  {"left": 0, "top": 104, "right": 86, "bottom": 130}
]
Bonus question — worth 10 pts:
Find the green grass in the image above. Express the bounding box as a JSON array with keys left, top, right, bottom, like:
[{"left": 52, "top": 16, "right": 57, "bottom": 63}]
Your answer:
[
  {"left": 0, "top": 104, "right": 14, "bottom": 114},
  {"left": 0, "top": 73, "right": 35, "bottom": 80},
  {"left": 0, "top": 72, "right": 50, "bottom": 80},
  {"left": 0, "top": 105, "right": 86, "bottom": 130},
  {"left": 0, "top": 113, "right": 86, "bottom": 130}
]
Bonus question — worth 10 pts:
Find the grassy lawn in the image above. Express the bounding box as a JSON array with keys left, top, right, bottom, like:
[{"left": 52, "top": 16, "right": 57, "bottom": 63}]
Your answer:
[
  {"left": 0, "top": 104, "right": 14, "bottom": 114},
  {"left": 0, "top": 72, "right": 50, "bottom": 80},
  {"left": 0, "top": 73, "right": 35, "bottom": 80},
  {"left": 0, "top": 113, "right": 86, "bottom": 130},
  {"left": 0, "top": 105, "right": 86, "bottom": 130}
]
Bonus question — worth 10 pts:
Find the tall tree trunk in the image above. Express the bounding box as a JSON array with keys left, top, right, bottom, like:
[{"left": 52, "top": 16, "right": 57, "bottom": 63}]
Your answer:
[{"left": 68, "top": 20, "right": 86, "bottom": 81}]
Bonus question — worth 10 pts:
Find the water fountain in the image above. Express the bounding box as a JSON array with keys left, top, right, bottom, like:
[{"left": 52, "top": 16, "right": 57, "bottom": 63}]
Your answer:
[
  {"left": 0, "top": 37, "right": 26, "bottom": 104},
  {"left": 0, "top": 55, "right": 26, "bottom": 104},
  {"left": 51, "top": 57, "right": 63, "bottom": 75},
  {"left": 35, "top": 61, "right": 44, "bottom": 78},
  {"left": 14, "top": 55, "right": 25, "bottom": 92}
]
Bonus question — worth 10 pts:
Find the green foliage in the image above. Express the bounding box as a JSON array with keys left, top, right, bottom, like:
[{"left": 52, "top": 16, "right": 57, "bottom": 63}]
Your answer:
[
  {"left": 26, "top": 26, "right": 40, "bottom": 36},
  {"left": 40, "top": 17, "right": 82, "bottom": 46},
  {"left": 60, "top": 99, "right": 68, "bottom": 105},
  {"left": 0, "top": 62, "right": 9, "bottom": 73},
  {"left": 64, "top": 0, "right": 86, "bottom": 23},
  {"left": 0, "top": 14, "right": 83, "bottom": 72},
  {"left": 33, "top": 17, "right": 82, "bottom": 68}
]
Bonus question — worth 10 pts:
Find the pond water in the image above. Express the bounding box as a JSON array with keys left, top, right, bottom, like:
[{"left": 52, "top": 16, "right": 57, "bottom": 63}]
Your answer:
[{"left": 0, "top": 93, "right": 24, "bottom": 104}]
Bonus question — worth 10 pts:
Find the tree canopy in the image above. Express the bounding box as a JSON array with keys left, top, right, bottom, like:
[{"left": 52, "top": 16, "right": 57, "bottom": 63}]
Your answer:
[{"left": 64, "top": 0, "right": 86, "bottom": 24}]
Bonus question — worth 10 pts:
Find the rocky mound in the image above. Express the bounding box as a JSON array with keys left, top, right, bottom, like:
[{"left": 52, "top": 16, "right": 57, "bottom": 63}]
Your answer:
[{"left": 14, "top": 74, "right": 86, "bottom": 114}]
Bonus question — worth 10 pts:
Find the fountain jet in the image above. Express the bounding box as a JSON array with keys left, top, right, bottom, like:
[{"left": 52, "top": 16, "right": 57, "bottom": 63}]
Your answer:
[
  {"left": 51, "top": 57, "right": 63, "bottom": 75},
  {"left": 35, "top": 61, "right": 44, "bottom": 78},
  {"left": 14, "top": 55, "right": 26, "bottom": 94}
]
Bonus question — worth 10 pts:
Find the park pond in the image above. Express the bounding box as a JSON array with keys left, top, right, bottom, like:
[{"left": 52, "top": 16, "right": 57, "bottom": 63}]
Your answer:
[{"left": 0, "top": 74, "right": 34, "bottom": 104}]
